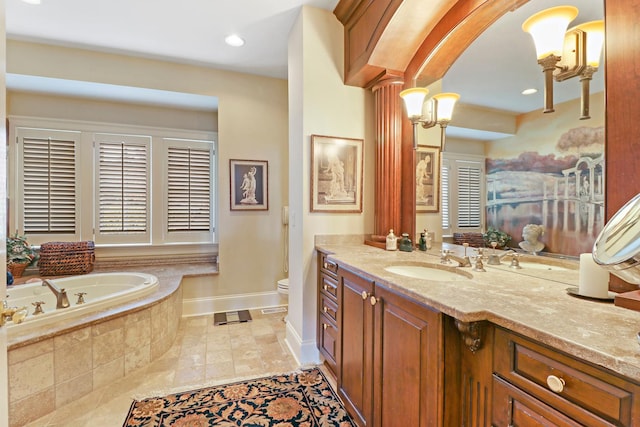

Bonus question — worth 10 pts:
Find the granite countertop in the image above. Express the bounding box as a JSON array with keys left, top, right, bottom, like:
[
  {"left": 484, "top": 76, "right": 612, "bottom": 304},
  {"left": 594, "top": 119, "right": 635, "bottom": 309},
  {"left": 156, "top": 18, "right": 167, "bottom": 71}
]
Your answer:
[
  {"left": 316, "top": 238, "right": 640, "bottom": 380},
  {"left": 7, "top": 260, "right": 217, "bottom": 349}
]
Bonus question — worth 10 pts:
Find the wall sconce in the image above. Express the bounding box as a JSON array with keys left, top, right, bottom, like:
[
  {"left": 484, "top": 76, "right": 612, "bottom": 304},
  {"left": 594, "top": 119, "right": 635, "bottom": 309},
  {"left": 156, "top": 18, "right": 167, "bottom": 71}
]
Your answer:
[
  {"left": 522, "top": 6, "right": 605, "bottom": 120},
  {"left": 399, "top": 88, "right": 460, "bottom": 150}
]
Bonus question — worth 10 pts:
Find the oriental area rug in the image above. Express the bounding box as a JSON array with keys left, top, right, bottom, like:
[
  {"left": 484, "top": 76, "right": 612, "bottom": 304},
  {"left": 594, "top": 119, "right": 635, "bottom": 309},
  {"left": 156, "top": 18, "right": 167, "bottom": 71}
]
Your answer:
[{"left": 122, "top": 367, "right": 356, "bottom": 426}]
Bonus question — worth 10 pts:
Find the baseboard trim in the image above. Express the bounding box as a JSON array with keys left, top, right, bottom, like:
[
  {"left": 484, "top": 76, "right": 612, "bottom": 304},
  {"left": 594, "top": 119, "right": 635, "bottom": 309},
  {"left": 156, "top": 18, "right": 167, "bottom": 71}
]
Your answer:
[
  {"left": 284, "top": 321, "right": 321, "bottom": 366},
  {"left": 182, "top": 291, "right": 287, "bottom": 317}
]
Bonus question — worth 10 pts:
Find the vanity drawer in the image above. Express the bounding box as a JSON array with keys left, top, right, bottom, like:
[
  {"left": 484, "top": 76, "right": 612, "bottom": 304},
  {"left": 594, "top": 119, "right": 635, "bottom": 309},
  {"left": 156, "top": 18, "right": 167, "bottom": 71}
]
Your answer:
[
  {"left": 493, "top": 375, "right": 584, "bottom": 427},
  {"left": 320, "top": 253, "right": 338, "bottom": 276},
  {"left": 320, "top": 274, "right": 338, "bottom": 300},
  {"left": 319, "top": 313, "right": 338, "bottom": 370},
  {"left": 320, "top": 293, "right": 339, "bottom": 324},
  {"left": 494, "top": 328, "right": 637, "bottom": 426}
]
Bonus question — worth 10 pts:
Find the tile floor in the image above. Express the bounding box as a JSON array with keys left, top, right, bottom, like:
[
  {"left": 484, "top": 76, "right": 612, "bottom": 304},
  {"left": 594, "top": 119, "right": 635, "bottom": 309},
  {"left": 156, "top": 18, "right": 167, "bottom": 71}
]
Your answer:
[{"left": 23, "top": 309, "right": 300, "bottom": 426}]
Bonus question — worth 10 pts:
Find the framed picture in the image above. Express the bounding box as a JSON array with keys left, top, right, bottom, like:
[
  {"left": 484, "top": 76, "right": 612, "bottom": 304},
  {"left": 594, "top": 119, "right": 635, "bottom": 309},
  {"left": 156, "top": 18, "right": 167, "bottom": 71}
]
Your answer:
[
  {"left": 415, "top": 146, "right": 440, "bottom": 213},
  {"left": 230, "top": 159, "right": 269, "bottom": 211},
  {"left": 311, "top": 135, "right": 364, "bottom": 213}
]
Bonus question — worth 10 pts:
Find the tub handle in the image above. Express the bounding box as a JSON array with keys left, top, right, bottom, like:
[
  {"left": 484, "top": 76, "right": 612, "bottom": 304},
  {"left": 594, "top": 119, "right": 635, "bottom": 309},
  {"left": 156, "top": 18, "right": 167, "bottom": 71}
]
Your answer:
[
  {"left": 75, "top": 292, "right": 87, "bottom": 304},
  {"left": 32, "top": 301, "right": 46, "bottom": 315}
]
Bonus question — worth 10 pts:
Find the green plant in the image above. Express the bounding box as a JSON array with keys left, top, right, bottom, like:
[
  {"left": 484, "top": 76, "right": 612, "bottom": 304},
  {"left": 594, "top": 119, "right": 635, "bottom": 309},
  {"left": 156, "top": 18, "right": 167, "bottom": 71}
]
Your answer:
[
  {"left": 482, "top": 227, "right": 511, "bottom": 248},
  {"left": 7, "top": 231, "right": 38, "bottom": 265}
]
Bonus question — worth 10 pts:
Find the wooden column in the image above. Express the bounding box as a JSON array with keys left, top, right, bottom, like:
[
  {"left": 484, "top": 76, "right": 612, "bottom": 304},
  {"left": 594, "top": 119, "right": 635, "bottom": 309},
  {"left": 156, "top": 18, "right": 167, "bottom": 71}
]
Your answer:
[
  {"left": 605, "top": 0, "right": 640, "bottom": 293},
  {"left": 370, "top": 76, "right": 404, "bottom": 241}
]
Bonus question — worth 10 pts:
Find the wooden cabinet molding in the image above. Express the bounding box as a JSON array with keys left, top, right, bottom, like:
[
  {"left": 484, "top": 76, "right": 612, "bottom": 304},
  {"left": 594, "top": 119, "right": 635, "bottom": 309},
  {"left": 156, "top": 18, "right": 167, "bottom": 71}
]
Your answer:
[{"left": 454, "top": 319, "right": 485, "bottom": 353}]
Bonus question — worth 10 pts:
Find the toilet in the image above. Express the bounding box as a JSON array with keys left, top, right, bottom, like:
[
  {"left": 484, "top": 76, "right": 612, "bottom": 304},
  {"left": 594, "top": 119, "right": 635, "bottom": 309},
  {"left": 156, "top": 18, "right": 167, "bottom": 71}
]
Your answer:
[{"left": 277, "top": 278, "right": 289, "bottom": 321}]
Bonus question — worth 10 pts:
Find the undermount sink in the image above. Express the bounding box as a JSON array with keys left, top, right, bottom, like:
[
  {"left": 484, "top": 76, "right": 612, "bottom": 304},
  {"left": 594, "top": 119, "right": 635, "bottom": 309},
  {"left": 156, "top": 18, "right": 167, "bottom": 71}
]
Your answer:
[
  {"left": 384, "top": 264, "right": 472, "bottom": 281},
  {"left": 515, "top": 262, "right": 573, "bottom": 272}
]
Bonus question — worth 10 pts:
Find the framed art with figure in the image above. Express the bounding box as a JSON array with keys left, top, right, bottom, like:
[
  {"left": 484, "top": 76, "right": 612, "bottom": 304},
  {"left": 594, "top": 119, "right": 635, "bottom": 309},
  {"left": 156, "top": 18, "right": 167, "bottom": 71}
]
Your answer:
[
  {"left": 416, "top": 146, "right": 439, "bottom": 213},
  {"left": 230, "top": 159, "right": 268, "bottom": 211},
  {"left": 310, "top": 135, "right": 363, "bottom": 213}
]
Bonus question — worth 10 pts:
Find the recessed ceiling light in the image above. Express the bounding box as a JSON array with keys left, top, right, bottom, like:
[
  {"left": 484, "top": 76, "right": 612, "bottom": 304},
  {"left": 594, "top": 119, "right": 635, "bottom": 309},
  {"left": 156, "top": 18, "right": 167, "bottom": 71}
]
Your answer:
[
  {"left": 21, "top": 0, "right": 41, "bottom": 4},
  {"left": 522, "top": 88, "right": 538, "bottom": 95},
  {"left": 225, "top": 34, "right": 245, "bottom": 47}
]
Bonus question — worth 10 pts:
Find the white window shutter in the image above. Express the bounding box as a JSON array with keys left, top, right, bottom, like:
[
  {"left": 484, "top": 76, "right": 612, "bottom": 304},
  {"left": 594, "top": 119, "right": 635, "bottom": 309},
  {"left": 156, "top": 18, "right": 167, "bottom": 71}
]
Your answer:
[
  {"left": 21, "top": 133, "right": 77, "bottom": 234},
  {"left": 167, "top": 145, "right": 212, "bottom": 232},
  {"left": 95, "top": 133, "right": 151, "bottom": 244},
  {"left": 441, "top": 161, "right": 450, "bottom": 231},
  {"left": 457, "top": 164, "right": 482, "bottom": 228},
  {"left": 98, "top": 142, "right": 148, "bottom": 232}
]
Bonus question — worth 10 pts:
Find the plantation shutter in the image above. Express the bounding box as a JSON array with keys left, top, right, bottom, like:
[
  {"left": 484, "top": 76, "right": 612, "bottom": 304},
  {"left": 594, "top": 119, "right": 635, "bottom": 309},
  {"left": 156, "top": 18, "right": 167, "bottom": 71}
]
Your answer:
[
  {"left": 441, "top": 161, "right": 450, "bottom": 231},
  {"left": 167, "top": 145, "right": 212, "bottom": 232},
  {"left": 457, "top": 163, "right": 482, "bottom": 228},
  {"left": 93, "top": 133, "right": 150, "bottom": 245},
  {"left": 21, "top": 134, "right": 77, "bottom": 234},
  {"left": 97, "top": 139, "right": 149, "bottom": 234}
]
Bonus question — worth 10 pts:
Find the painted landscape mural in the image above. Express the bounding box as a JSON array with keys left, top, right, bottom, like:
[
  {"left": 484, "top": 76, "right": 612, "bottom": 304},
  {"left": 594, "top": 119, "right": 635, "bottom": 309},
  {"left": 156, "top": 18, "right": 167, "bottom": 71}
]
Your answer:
[{"left": 486, "top": 125, "right": 604, "bottom": 256}]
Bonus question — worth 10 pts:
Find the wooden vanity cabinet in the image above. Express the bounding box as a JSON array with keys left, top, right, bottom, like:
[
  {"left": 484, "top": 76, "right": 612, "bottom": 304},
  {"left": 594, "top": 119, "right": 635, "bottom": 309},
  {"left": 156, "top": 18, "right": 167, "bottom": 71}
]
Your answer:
[
  {"left": 338, "top": 264, "right": 444, "bottom": 427},
  {"left": 492, "top": 328, "right": 640, "bottom": 426},
  {"left": 317, "top": 250, "right": 340, "bottom": 375}
]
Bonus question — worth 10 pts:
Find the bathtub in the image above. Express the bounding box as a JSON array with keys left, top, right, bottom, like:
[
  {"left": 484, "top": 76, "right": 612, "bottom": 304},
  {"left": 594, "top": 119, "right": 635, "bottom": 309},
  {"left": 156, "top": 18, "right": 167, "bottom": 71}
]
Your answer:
[{"left": 5, "top": 272, "right": 159, "bottom": 332}]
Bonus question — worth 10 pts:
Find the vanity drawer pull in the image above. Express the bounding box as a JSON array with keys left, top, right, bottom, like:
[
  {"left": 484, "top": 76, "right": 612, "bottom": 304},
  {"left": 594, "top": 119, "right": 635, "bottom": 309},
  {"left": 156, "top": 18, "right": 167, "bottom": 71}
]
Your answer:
[
  {"left": 546, "top": 375, "right": 565, "bottom": 393},
  {"left": 323, "top": 306, "right": 328, "bottom": 313},
  {"left": 323, "top": 323, "right": 328, "bottom": 330},
  {"left": 322, "top": 257, "right": 338, "bottom": 274},
  {"left": 323, "top": 284, "right": 328, "bottom": 291},
  {"left": 370, "top": 296, "right": 379, "bottom": 306},
  {"left": 361, "top": 291, "right": 369, "bottom": 300}
]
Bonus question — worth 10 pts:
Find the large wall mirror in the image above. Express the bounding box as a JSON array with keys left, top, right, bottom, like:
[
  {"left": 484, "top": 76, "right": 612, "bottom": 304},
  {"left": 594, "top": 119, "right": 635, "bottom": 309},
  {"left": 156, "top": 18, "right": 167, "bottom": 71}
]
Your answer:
[{"left": 414, "top": 0, "right": 604, "bottom": 257}]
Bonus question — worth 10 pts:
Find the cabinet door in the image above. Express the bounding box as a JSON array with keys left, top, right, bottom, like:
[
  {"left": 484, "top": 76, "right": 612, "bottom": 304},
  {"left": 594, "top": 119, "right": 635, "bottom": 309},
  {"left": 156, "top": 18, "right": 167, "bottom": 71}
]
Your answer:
[
  {"left": 373, "top": 284, "right": 443, "bottom": 427},
  {"left": 339, "top": 267, "right": 374, "bottom": 427}
]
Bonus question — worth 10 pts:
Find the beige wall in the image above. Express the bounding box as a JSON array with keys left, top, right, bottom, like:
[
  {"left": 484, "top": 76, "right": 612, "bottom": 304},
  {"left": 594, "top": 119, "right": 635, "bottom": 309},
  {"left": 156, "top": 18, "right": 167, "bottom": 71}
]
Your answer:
[
  {"left": 7, "top": 40, "right": 289, "bottom": 303},
  {"left": 8, "top": 92, "right": 218, "bottom": 132},
  {"left": 487, "top": 92, "right": 605, "bottom": 157},
  {"left": 287, "top": 6, "right": 374, "bottom": 363}
]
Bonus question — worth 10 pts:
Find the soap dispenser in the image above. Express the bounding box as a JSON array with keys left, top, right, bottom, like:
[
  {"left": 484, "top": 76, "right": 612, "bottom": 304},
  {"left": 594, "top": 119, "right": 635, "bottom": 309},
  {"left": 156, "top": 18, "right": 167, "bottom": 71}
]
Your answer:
[{"left": 386, "top": 229, "right": 397, "bottom": 251}]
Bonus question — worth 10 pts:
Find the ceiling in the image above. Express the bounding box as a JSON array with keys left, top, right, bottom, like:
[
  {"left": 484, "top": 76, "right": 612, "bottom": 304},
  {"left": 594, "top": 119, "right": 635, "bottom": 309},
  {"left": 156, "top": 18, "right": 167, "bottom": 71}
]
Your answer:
[{"left": 6, "top": 0, "right": 604, "bottom": 139}]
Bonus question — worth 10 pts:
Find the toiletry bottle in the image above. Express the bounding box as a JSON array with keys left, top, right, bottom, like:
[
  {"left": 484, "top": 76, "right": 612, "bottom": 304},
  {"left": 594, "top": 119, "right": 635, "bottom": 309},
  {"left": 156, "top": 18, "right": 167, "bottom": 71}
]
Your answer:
[
  {"left": 418, "top": 232, "right": 427, "bottom": 251},
  {"left": 386, "top": 229, "right": 397, "bottom": 251},
  {"left": 399, "top": 233, "right": 413, "bottom": 252}
]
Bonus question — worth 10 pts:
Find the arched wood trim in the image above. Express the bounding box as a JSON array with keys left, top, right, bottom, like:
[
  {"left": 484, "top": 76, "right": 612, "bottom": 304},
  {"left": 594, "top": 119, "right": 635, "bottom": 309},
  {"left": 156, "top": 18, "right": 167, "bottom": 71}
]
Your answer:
[{"left": 405, "top": 0, "right": 528, "bottom": 85}]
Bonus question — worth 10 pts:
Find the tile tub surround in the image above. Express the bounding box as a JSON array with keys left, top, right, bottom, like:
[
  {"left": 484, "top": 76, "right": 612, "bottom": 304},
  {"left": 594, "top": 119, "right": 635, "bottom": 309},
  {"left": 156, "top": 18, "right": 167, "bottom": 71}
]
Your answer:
[
  {"left": 6, "top": 261, "right": 216, "bottom": 427},
  {"left": 316, "top": 242, "right": 640, "bottom": 381}
]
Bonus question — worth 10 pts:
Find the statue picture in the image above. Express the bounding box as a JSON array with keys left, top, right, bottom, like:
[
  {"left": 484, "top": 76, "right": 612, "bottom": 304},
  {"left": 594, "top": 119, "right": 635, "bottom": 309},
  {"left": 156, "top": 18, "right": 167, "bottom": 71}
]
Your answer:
[
  {"left": 415, "top": 146, "right": 440, "bottom": 212},
  {"left": 311, "top": 135, "right": 363, "bottom": 213},
  {"left": 230, "top": 159, "right": 269, "bottom": 211}
]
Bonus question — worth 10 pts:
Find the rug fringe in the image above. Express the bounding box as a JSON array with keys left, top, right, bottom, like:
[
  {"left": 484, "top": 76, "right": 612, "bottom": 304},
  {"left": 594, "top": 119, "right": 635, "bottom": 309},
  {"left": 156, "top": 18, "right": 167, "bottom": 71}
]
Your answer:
[{"left": 130, "top": 364, "right": 320, "bottom": 401}]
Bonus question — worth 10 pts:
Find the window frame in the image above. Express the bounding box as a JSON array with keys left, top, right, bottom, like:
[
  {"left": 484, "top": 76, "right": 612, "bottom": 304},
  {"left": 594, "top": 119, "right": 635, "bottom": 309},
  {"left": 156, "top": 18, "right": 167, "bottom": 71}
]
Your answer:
[
  {"left": 441, "top": 152, "right": 486, "bottom": 236},
  {"left": 9, "top": 116, "right": 217, "bottom": 256},
  {"left": 93, "top": 132, "right": 152, "bottom": 245},
  {"left": 14, "top": 127, "right": 82, "bottom": 244},
  {"left": 162, "top": 138, "right": 215, "bottom": 244}
]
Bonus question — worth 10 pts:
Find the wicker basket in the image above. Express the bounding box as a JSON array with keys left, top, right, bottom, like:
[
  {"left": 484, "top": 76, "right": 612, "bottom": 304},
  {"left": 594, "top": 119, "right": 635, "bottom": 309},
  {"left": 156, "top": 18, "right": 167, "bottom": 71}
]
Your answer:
[
  {"left": 452, "top": 232, "right": 486, "bottom": 248},
  {"left": 7, "top": 261, "right": 30, "bottom": 278},
  {"left": 38, "top": 241, "right": 95, "bottom": 276}
]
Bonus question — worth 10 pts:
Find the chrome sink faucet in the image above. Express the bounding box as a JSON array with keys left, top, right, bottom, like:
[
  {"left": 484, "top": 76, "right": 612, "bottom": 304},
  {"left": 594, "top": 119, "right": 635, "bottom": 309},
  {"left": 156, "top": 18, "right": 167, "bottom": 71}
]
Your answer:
[{"left": 42, "top": 279, "right": 70, "bottom": 309}]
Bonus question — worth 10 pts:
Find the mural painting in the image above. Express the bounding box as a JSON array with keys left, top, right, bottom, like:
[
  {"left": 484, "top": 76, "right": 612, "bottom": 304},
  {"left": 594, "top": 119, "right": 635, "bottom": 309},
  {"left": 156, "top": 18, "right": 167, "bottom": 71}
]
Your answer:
[{"left": 486, "top": 126, "right": 604, "bottom": 256}]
